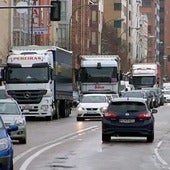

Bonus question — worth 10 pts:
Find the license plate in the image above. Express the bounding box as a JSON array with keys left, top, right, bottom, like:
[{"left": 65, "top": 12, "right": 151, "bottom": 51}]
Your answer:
[
  {"left": 23, "top": 105, "right": 32, "bottom": 110},
  {"left": 119, "top": 119, "right": 135, "bottom": 123}
]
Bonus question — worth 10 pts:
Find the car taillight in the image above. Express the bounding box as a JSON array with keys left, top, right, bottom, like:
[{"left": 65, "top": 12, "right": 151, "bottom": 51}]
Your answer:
[
  {"left": 137, "top": 112, "right": 151, "bottom": 120},
  {"left": 103, "top": 112, "right": 117, "bottom": 119}
]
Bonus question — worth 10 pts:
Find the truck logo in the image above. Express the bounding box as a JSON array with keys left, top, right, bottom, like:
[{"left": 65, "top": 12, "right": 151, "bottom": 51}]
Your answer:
[
  {"left": 95, "top": 84, "right": 104, "bottom": 89},
  {"left": 11, "top": 56, "right": 43, "bottom": 61},
  {"left": 24, "top": 92, "right": 31, "bottom": 99}
]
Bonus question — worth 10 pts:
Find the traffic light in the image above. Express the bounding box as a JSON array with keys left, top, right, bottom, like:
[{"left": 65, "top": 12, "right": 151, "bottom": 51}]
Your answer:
[{"left": 50, "top": 0, "right": 61, "bottom": 21}]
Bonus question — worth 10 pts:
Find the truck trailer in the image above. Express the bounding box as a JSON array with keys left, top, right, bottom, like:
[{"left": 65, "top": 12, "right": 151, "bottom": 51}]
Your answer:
[
  {"left": 2, "top": 45, "right": 73, "bottom": 120},
  {"left": 77, "top": 55, "right": 122, "bottom": 95}
]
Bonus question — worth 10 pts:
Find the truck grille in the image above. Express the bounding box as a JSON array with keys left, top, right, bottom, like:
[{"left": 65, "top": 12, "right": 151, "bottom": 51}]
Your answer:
[{"left": 7, "top": 90, "right": 47, "bottom": 104}]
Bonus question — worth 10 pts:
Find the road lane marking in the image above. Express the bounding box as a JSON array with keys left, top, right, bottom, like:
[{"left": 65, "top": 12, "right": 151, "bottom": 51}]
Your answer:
[
  {"left": 154, "top": 141, "right": 168, "bottom": 166},
  {"left": 14, "top": 126, "right": 98, "bottom": 164}
]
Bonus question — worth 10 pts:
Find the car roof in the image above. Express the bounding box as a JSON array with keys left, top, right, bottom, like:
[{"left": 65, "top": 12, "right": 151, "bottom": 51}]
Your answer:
[
  {"left": 112, "top": 97, "right": 146, "bottom": 103},
  {"left": 82, "top": 94, "right": 107, "bottom": 97}
]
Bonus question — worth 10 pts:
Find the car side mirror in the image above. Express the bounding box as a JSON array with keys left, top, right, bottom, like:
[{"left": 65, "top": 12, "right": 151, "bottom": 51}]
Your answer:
[{"left": 151, "top": 109, "right": 157, "bottom": 114}]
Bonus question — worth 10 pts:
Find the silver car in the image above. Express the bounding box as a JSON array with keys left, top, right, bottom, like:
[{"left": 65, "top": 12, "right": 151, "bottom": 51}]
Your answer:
[
  {"left": 76, "top": 94, "right": 110, "bottom": 121},
  {"left": 0, "top": 98, "right": 27, "bottom": 144}
]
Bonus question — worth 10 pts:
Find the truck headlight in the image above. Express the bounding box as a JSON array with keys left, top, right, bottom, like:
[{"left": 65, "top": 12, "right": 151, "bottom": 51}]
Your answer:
[
  {"left": 0, "top": 138, "right": 9, "bottom": 151},
  {"left": 41, "top": 105, "right": 49, "bottom": 111}
]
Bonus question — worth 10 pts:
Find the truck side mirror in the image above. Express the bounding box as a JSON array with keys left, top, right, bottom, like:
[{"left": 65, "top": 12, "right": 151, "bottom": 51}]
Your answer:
[
  {"left": 1, "top": 68, "right": 6, "bottom": 81},
  {"left": 50, "top": 69, "right": 55, "bottom": 80}
]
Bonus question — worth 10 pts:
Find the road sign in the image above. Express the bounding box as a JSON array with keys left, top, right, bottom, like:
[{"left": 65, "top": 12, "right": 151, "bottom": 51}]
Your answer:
[{"left": 33, "top": 27, "right": 48, "bottom": 35}]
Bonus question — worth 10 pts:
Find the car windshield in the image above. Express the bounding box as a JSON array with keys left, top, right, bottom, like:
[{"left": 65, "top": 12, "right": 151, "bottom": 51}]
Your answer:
[
  {"left": 108, "top": 102, "right": 147, "bottom": 113},
  {"left": 81, "top": 96, "right": 107, "bottom": 103},
  {"left": 0, "top": 103, "right": 20, "bottom": 115},
  {"left": 122, "top": 92, "right": 144, "bottom": 98}
]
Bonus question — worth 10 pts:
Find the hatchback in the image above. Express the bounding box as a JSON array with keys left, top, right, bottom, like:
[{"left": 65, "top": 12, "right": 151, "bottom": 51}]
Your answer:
[
  {"left": 76, "top": 94, "right": 110, "bottom": 121},
  {"left": 0, "top": 98, "right": 27, "bottom": 144},
  {"left": 102, "top": 98, "right": 157, "bottom": 143},
  {"left": 0, "top": 116, "right": 18, "bottom": 170}
]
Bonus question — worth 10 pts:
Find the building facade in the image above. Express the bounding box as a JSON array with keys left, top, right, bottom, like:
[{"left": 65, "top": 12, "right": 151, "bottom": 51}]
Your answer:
[
  {"left": 71, "top": 0, "right": 103, "bottom": 69},
  {"left": 140, "top": 0, "right": 160, "bottom": 63},
  {"left": 0, "top": 0, "right": 12, "bottom": 64},
  {"left": 164, "top": 0, "right": 170, "bottom": 81}
]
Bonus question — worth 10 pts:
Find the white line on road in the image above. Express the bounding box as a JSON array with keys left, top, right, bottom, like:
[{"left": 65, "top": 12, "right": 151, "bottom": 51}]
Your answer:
[
  {"left": 154, "top": 141, "right": 168, "bottom": 166},
  {"left": 14, "top": 126, "right": 98, "bottom": 169}
]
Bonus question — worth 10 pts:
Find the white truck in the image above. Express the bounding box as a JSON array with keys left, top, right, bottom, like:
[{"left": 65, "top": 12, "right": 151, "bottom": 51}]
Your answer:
[
  {"left": 130, "top": 63, "right": 162, "bottom": 89},
  {"left": 77, "top": 55, "right": 122, "bottom": 95},
  {"left": 2, "top": 45, "right": 73, "bottom": 120}
]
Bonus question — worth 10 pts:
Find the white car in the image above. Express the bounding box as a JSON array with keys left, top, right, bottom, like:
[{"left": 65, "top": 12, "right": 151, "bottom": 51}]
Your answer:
[
  {"left": 163, "top": 90, "right": 170, "bottom": 103},
  {"left": 76, "top": 94, "right": 110, "bottom": 121},
  {"left": 0, "top": 98, "right": 27, "bottom": 144}
]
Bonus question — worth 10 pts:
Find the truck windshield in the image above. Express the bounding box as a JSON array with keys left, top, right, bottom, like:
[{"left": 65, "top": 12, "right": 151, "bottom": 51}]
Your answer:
[
  {"left": 6, "top": 67, "right": 49, "bottom": 83},
  {"left": 80, "top": 67, "right": 117, "bottom": 83},
  {"left": 133, "top": 76, "right": 156, "bottom": 86}
]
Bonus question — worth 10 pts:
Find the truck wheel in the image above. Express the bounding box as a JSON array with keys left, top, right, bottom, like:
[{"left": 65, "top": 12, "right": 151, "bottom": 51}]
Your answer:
[{"left": 46, "top": 116, "right": 53, "bottom": 121}]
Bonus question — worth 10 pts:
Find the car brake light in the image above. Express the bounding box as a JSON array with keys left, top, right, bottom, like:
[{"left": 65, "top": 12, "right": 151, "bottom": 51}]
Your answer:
[
  {"left": 137, "top": 112, "right": 151, "bottom": 120},
  {"left": 104, "top": 112, "right": 117, "bottom": 119}
]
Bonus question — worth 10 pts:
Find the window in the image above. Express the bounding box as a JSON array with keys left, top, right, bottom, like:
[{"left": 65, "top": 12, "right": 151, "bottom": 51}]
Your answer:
[
  {"left": 108, "top": 102, "right": 147, "bottom": 113},
  {"left": 142, "top": 0, "right": 152, "bottom": 7},
  {"left": 92, "top": 10, "right": 97, "bottom": 22},
  {"left": 92, "top": 32, "right": 96, "bottom": 45},
  {"left": 114, "top": 3, "right": 122, "bottom": 10},
  {"left": 114, "top": 20, "right": 122, "bottom": 28},
  {"left": 60, "top": 1, "right": 66, "bottom": 20}
]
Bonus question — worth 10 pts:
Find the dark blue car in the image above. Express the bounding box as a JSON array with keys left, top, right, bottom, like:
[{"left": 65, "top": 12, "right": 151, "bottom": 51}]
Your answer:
[
  {"left": 0, "top": 116, "right": 18, "bottom": 170},
  {"left": 102, "top": 98, "right": 157, "bottom": 143}
]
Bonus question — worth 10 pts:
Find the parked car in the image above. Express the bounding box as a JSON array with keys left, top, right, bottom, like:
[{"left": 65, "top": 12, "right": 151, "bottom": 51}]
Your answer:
[
  {"left": 142, "top": 87, "right": 164, "bottom": 106},
  {"left": 102, "top": 97, "right": 157, "bottom": 143},
  {"left": 106, "top": 93, "right": 119, "bottom": 102},
  {"left": 0, "top": 116, "right": 18, "bottom": 170},
  {"left": 76, "top": 94, "right": 110, "bottom": 121},
  {"left": 121, "top": 90, "right": 152, "bottom": 109},
  {"left": 163, "top": 90, "right": 170, "bottom": 103},
  {"left": 0, "top": 98, "right": 27, "bottom": 144}
]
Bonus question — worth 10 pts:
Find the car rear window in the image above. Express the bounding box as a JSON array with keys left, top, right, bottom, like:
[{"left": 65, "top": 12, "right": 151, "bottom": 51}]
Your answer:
[{"left": 108, "top": 102, "right": 147, "bottom": 113}]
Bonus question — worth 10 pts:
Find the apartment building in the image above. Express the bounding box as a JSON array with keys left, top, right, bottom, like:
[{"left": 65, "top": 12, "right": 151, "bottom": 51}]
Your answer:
[
  {"left": 164, "top": 0, "right": 170, "bottom": 81},
  {"left": 12, "top": 0, "right": 61, "bottom": 46},
  {"left": 140, "top": 0, "right": 160, "bottom": 63},
  {"left": 103, "top": 0, "right": 146, "bottom": 73},
  {"left": 71, "top": 0, "right": 103, "bottom": 69},
  {"left": 0, "top": 1, "right": 12, "bottom": 64}
]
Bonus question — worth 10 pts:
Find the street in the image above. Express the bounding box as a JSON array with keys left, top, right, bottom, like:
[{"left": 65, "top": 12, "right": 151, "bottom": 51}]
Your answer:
[{"left": 14, "top": 103, "right": 170, "bottom": 170}]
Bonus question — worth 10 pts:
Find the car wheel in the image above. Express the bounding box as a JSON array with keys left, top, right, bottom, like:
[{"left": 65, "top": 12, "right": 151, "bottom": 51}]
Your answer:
[
  {"left": 10, "top": 157, "right": 13, "bottom": 170},
  {"left": 146, "top": 133, "right": 154, "bottom": 143},
  {"left": 102, "top": 134, "right": 111, "bottom": 142},
  {"left": 76, "top": 117, "right": 84, "bottom": 121},
  {"left": 19, "top": 138, "right": 26, "bottom": 144}
]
